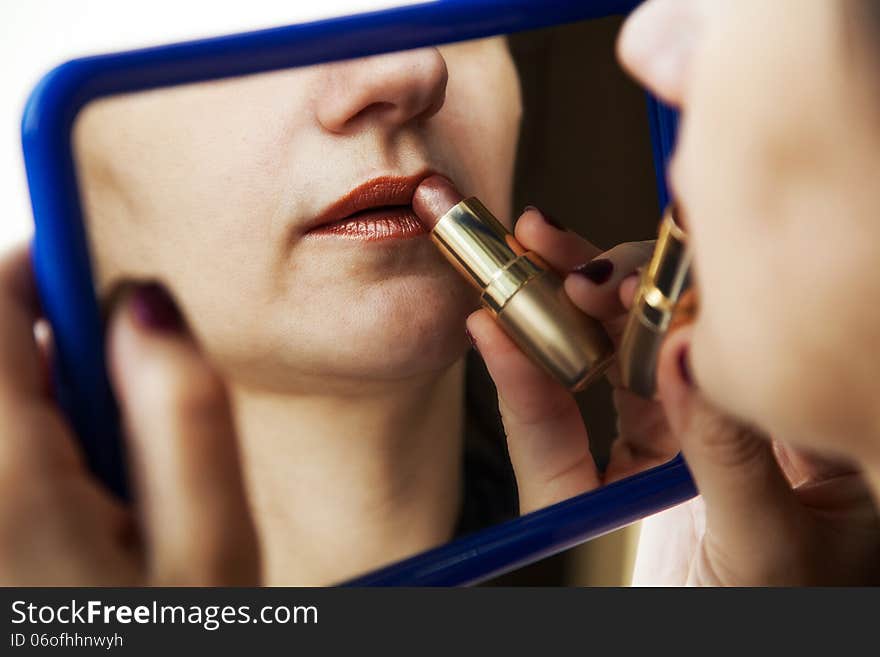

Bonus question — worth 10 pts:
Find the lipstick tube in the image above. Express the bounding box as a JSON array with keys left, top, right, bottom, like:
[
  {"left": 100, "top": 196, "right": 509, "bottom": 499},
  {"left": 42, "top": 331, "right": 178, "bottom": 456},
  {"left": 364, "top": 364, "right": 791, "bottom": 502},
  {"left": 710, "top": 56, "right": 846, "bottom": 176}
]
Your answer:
[
  {"left": 431, "top": 197, "right": 615, "bottom": 392},
  {"left": 619, "top": 205, "right": 692, "bottom": 398}
]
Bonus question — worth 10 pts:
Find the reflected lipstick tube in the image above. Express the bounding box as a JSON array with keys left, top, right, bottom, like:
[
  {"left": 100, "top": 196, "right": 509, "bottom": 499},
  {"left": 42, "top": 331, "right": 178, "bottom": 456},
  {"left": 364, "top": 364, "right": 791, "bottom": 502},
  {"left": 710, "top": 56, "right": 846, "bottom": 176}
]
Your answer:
[
  {"left": 414, "top": 177, "right": 614, "bottom": 392},
  {"left": 619, "top": 205, "right": 692, "bottom": 397}
]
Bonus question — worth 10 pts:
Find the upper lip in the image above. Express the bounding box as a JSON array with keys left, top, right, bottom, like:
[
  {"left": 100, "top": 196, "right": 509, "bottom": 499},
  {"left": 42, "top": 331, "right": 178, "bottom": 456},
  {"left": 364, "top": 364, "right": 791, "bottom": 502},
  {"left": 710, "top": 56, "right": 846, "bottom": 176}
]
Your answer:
[{"left": 307, "top": 172, "right": 435, "bottom": 232}]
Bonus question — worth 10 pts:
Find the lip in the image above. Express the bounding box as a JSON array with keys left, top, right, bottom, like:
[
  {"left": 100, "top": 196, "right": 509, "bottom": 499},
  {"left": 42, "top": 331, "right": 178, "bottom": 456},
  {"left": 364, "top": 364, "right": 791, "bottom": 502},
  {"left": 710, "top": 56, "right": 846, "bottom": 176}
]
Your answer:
[{"left": 305, "top": 173, "right": 436, "bottom": 242}]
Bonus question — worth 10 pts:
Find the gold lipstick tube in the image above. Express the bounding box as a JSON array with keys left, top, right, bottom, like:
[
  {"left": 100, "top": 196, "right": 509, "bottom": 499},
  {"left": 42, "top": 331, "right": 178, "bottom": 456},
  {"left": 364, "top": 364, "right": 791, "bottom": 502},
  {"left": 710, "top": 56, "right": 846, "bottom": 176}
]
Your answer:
[
  {"left": 619, "top": 205, "right": 692, "bottom": 398},
  {"left": 432, "top": 197, "right": 615, "bottom": 392}
]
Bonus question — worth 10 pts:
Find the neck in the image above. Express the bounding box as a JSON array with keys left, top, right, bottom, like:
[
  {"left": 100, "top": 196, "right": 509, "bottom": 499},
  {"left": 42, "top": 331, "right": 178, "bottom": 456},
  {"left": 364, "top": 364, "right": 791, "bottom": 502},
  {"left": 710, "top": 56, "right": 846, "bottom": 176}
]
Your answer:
[{"left": 230, "top": 361, "right": 465, "bottom": 585}]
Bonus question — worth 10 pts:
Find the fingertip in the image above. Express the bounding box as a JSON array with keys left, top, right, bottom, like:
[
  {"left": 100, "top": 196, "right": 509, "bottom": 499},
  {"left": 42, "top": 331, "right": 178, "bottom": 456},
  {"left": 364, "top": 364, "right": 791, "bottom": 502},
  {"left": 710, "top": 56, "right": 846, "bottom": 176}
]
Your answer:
[
  {"left": 466, "top": 309, "right": 519, "bottom": 364},
  {"left": 106, "top": 288, "right": 140, "bottom": 381},
  {"left": 465, "top": 308, "right": 493, "bottom": 340},
  {"left": 512, "top": 206, "right": 551, "bottom": 247},
  {"left": 563, "top": 272, "right": 593, "bottom": 311},
  {"left": 563, "top": 270, "right": 623, "bottom": 321},
  {"left": 565, "top": 242, "right": 653, "bottom": 320},
  {"left": 655, "top": 325, "right": 696, "bottom": 432},
  {"left": 657, "top": 325, "right": 694, "bottom": 388},
  {"left": 619, "top": 272, "right": 640, "bottom": 310},
  {"left": 466, "top": 308, "right": 559, "bottom": 394},
  {"left": 107, "top": 283, "right": 187, "bottom": 345},
  {"left": 105, "top": 283, "right": 197, "bottom": 402}
]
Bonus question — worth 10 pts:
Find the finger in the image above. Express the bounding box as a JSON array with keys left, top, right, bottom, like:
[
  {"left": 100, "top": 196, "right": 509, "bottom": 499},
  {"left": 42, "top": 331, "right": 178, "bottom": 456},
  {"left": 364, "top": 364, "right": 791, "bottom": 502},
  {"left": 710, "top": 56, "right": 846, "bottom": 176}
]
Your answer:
[
  {"left": 107, "top": 283, "right": 260, "bottom": 585},
  {"left": 467, "top": 310, "right": 600, "bottom": 514},
  {"left": 513, "top": 206, "right": 602, "bottom": 272},
  {"left": 604, "top": 386, "right": 681, "bottom": 483},
  {"left": 564, "top": 241, "right": 655, "bottom": 322},
  {"left": 0, "top": 243, "right": 83, "bottom": 475},
  {"left": 656, "top": 326, "right": 805, "bottom": 576},
  {"left": 619, "top": 272, "right": 641, "bottom": 311},
  {"left": 0, "top": 244, "right": 132, "bottom": 585},
  {"left": 512, "top": 204, "right": 653, "bottom": 322},
  {"left": 33, "top": 319, "right": 55, "bottom": 398},
  {"left": 0, "top": 242, "right": 44, "bottom": 400}
]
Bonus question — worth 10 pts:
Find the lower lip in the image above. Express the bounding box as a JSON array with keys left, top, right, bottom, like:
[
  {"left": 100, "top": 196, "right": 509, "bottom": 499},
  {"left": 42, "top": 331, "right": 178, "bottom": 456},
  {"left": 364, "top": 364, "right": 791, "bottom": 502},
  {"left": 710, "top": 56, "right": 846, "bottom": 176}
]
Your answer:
[{"left": 307, "top": 208, "right": 428, "bottom": 242}]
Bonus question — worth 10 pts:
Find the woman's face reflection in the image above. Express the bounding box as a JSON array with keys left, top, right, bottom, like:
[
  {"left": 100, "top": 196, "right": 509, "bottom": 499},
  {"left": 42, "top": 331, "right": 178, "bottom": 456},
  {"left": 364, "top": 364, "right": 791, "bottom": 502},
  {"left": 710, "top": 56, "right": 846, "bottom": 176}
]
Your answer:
[
  {"left": 620, "top": 0, "right": 880, "bottom": 452},
  {"left": 76, "top": 39, "right": 522, "bottom": 394}
]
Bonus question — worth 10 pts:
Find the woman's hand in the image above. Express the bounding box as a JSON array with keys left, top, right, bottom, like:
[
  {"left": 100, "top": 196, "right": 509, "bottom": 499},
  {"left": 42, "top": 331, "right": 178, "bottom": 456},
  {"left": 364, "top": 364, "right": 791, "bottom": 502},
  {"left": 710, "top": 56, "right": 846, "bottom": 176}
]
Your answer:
[
  {"left": 467, "top": 207, "right": 677, "bottom": 513},
  {"left": 469, "top": 209, "right": 880, "bottom": 585},
  {"left": 0, "top": 243, "right": 259, "bottom": 585},
  {"left": 633, "top": 326, "right": 880, "bottom": 585}
]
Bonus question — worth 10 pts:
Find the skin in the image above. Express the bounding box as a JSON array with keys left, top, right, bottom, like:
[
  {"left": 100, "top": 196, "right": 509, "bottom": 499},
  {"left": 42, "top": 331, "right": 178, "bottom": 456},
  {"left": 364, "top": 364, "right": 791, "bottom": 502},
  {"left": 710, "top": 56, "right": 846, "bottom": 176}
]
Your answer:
[
  {"left": 0, "top": 249, "right": 259, "bottom": 585},
  {"left": 614, "top": 0, "right": 880, "bottom": 585},
  {"left": 9, "top": 0, "right": 877, "bottom": 587},
  {"left": 74, "top": 41, "right": 519, "bottom": 394},
  {"left": 1, "top": 40, "right": 524, "bottom": 586},
  {"left": 638, "top": 0, "right": 880, "bottom": 454},
  {"left": 469, "top": 0, "right": 880, "bottom": 585},
  {"left": 0, "top": 33, "right": 671, "bottom": 585}
]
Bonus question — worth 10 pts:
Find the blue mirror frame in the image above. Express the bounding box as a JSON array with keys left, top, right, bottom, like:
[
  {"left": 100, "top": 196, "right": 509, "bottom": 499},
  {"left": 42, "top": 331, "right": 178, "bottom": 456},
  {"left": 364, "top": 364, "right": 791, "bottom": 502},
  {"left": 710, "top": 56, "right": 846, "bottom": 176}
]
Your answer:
[{"left": 20, "top": 0, "right": 694, "bottom": 586}]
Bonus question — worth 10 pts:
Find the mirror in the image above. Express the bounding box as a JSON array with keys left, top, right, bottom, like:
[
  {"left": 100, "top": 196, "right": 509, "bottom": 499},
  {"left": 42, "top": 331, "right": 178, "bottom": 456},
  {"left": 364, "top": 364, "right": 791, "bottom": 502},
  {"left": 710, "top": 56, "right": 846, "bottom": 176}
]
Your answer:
[{"left": 71, "top": 16, "right": 672, "bottom": 585}]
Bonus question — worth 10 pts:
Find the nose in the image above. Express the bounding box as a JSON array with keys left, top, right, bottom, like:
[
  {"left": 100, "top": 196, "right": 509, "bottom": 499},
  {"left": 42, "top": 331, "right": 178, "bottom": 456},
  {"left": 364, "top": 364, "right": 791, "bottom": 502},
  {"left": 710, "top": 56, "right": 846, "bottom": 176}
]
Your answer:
[
  {"left": 617, "top": 0, "right": 708, "bottom": 107},
  {"left": 316, "top": 48, "right": 449, "bottom": 134}
]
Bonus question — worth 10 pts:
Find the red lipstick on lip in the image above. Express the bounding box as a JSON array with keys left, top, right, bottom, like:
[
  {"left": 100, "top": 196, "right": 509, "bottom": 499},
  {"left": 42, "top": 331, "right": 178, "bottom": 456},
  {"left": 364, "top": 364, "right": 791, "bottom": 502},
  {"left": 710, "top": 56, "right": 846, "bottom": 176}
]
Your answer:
[{"left": 307, "top": 174, "right": 434, "bottom": 242}]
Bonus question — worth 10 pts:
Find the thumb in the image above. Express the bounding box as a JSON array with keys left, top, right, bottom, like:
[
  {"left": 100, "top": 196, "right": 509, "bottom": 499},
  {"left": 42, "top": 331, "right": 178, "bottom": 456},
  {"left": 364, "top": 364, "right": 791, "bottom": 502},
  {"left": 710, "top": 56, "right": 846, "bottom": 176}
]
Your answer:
[
  {"left": 107, "top": 282, "right": 260, "bottom": 585},
  {"left": 656, "top": 326, "right": 804, "bottom": 578},
  {"left": 466, "top": 310, "right": 600, "bottom": 514}
]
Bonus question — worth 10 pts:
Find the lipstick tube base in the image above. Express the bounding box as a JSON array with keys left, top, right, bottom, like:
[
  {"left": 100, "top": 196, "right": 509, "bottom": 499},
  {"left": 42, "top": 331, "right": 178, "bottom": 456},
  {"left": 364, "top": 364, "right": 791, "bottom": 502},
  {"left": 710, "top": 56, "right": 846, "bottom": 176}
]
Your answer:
[
  {"left": 498, "top": 272, "right": 615, "bottom": 391},
  {"left": 430, "top": 197, "right": 614, "bottom": 393}
]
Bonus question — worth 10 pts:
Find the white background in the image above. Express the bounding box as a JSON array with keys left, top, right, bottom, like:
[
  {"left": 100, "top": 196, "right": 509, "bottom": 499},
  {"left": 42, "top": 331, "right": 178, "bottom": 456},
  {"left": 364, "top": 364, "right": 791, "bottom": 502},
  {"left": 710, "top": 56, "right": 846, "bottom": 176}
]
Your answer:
[{"left": 0, "top": 0, "right": 427, "bottom": 250}]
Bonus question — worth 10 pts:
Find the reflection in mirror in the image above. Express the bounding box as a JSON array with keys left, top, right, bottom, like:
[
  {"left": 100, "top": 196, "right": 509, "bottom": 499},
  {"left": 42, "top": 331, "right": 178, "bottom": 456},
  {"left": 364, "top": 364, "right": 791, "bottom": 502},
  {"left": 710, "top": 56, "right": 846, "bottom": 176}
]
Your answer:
[{"left": 72, "top": 16, "right": 671, "bottom": 585}]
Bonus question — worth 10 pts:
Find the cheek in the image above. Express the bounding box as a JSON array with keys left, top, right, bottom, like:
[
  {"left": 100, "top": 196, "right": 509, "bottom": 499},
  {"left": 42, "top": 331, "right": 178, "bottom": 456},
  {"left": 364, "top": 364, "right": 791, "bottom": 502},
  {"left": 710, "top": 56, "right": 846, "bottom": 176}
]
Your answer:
[
  {"left": 435, "top": 49, "right": 521, "bottom": 223},
  {"left": 82, "top": 84, "right": 297, "bottom": 280},
  {"left": 674, "top": 112, "right": 791, "bottom": 427},
  {"left": 669, "top": 1, "right": 880, "bottom": 447}
]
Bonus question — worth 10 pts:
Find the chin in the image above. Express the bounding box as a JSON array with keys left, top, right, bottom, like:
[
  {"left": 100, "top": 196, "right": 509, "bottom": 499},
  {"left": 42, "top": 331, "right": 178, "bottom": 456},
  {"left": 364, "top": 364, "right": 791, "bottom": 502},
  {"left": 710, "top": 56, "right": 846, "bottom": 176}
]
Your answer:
[
  {"left": 212, "top": 256, "right": 479, "bottom": 393},
  {"left": 344, "top": 274, "right": 478, "bottom": 380}
]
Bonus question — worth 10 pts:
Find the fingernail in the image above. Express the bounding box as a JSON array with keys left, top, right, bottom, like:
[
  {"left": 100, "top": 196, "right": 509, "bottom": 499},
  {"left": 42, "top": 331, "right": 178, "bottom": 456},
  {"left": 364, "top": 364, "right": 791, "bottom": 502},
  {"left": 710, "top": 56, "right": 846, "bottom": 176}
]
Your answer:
[
  {"left": 573, "top": 259, "right": 614, "bottom": 285},
  {"left": 678, "top": 347, "right": 693, "bottom": 387},
  {"left": 524, "top": 205, "right": 566, "bottom": 231},
  {"left": 465, "top": 328, "right": 479, "bottom": 353},
  {"left": 129, "top": 283, "right": 184, "bottom": 332}
]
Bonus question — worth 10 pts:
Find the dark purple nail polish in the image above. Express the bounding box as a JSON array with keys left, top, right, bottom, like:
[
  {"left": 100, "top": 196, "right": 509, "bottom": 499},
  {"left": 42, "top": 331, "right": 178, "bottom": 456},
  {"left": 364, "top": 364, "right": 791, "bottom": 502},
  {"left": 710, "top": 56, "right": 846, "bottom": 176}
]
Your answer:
[
  {"left": 678, "top": 347, "right": 693, "bottom": 387},
  {"left": 129, "top": 283, "right": 184, "bottom": 332},
  {"left": 524, "top": 205, "right": 566, "bottom": 231},
  {"left": 573, "top": 259, "right": 614, "bottom": 285}
]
